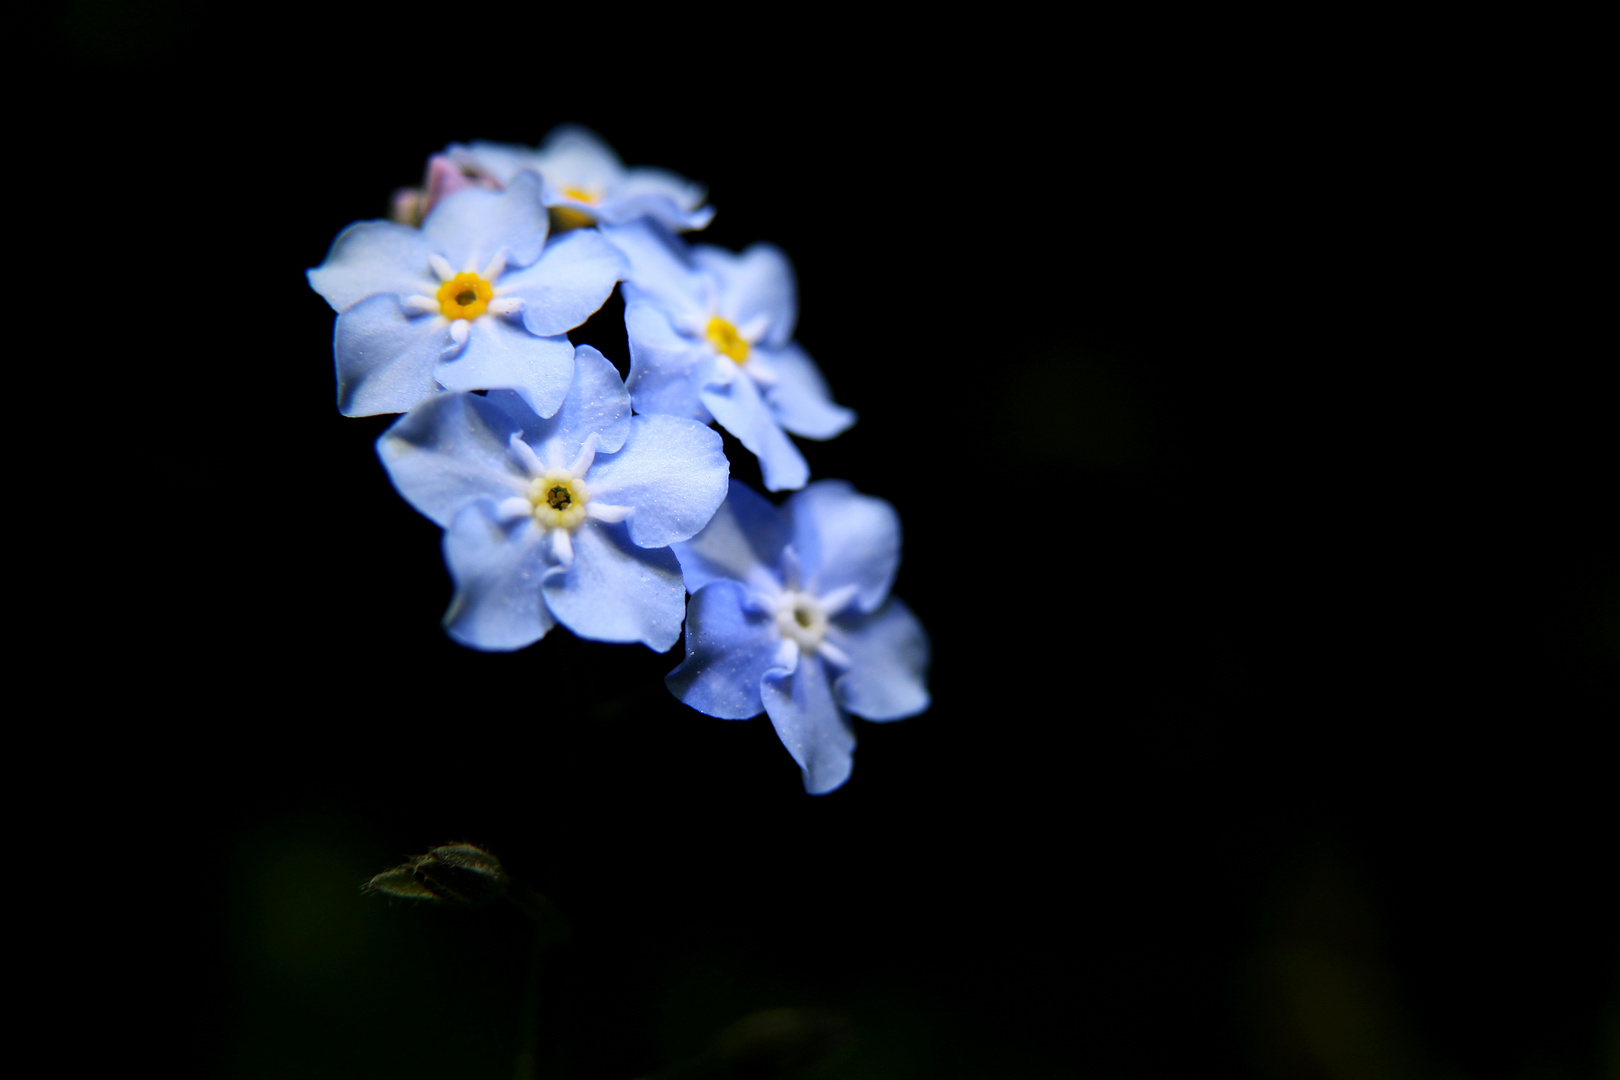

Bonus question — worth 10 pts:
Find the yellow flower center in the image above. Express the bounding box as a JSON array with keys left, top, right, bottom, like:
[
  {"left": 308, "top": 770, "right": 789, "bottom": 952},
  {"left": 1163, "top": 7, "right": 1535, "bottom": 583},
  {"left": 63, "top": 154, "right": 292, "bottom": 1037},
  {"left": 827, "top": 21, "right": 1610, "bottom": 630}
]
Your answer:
[
  {"left": 436, "top": 272, "right": 493, "bottom": 320},
  {"left": 706, "top": 316, "right": 750, "bottom": 364},
  {"left": 528, "top": 472, "right": 589, "bottom": 530}
]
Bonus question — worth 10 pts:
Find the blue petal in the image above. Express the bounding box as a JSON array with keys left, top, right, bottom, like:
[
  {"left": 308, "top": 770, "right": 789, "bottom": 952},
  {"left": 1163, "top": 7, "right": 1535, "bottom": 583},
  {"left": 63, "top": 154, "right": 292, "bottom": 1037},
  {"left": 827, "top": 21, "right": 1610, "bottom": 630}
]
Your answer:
[
  {"left": 671, "top": 479, "right": 789, "bottom": 597},
  {"left": 830, "top": 599, "right": 931, "bottom": 721},
  {"left": 497, "top": 228, "right": 627, "bottom": 337},
  {"left": 757, "top": 342, "right": 856, "bottom": 440},
  {"left": 534, "top": 125, "right": 624, "bottom": 190},
  {"left": 420, "top": 172, "right": 549, "bottom": 271},
  {"left": 540, "top": 522, "right": 685, "bottom": 650},
  {"left": 596, "top": 189, "right": 715, "bottom": 232},
  {"left": 602, "top": 222, "right": 706, "bottom": 318},
  {"left": 307, "top": 221, "right": 438, "bottom": 312},
  {"left": 334, "top": 294, "right": 447, "bottom": 417},
  {"left": 785, "top": 481, "right": 900, "bottom": 613},
  {"left": 442, "top": 500, "right": 557, "bottom": 651},
  {"left": 665, "top": 580, "right": 780, "bottom": 719},
  {"left": 451, "top": 140, "right": 537, "bottom": 185},
  {"left": 434, "top": 316, "right": 575, "bottom": 419},
  {"left": 512, "top": 344, "right": 631, "bottom": 457},
  {"left": 761, "top": 653, "right": 855, "bottom": 795},
  {"left": 585, "top": 415, "right": 729, "bottom": 549},
  {"left": 624, "top": 300, "right": 712, "bottom": 422},
  {"left": 378, "top": 392, "right": 529, "bottom": 527},
  {"left": 693, "top": 242, "right": 797, "bottom": 347},
  {"left": 700, "top": 372, "right": 809, "bottom": 492}
]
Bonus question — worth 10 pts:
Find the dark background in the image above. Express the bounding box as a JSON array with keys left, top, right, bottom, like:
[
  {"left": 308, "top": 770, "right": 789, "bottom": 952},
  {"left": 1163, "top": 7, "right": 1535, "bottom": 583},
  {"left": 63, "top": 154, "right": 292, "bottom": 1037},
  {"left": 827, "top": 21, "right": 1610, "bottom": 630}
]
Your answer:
[{"left": 58, "top": 6, "right": 1615, "bottom": 1078}]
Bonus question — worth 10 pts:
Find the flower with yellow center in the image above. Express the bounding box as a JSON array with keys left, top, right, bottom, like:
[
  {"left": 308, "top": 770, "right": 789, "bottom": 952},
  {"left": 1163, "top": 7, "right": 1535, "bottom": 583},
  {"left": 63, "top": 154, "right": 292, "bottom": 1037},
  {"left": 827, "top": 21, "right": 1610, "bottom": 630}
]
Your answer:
[
  {"left": 308, "top": 173, "right": 628, "bottom": 418},
  {"left": 436, "top": 271, "right": 493, "bottom": 320}
]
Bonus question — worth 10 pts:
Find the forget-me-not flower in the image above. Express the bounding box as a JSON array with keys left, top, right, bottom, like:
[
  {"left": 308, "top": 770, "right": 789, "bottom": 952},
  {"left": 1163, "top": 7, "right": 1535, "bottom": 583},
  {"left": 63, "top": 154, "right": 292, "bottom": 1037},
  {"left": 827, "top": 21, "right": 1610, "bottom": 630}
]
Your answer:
[
  {"left": 378, "top": 346, "right": 729, "bottom": 651},
  {"left": 308, "top": 172, "right": 626, "bottom": 418},
  {"left": 667, "top": 480, "right": 929, "bottom": 793},
  {"left": 438, "top": 125, "right": 714, "bottom": 233},
  {"left": 607, "top": 221, "right": 855, "bottom": 492}
]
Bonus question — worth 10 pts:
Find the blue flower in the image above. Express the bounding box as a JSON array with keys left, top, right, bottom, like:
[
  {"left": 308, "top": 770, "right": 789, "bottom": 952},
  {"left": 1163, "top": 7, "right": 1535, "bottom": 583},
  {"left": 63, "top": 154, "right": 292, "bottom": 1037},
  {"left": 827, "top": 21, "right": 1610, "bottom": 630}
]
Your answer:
[
  {"left": 667, "top": 480, "right": 929, "bottom": 793},
  {"left": 377, "top": 345, "right": 729, "bottom": 651},
  {"left": 443, "top": 126, "right": 714, "bottom": 232},
  {"left": 308, "top": 172, "right": 626, "bottom": 418},
  {"left": 607, "top": 222, "right": 855, "bottom": 492}
]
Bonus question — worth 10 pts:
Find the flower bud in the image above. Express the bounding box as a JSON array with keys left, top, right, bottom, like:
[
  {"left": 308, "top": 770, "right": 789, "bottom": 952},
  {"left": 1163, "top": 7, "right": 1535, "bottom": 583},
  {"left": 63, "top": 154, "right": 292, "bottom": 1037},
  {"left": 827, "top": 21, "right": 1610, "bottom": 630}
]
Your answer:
[{"left": 362, "top": 843, "right": 511, "bottom": 906}]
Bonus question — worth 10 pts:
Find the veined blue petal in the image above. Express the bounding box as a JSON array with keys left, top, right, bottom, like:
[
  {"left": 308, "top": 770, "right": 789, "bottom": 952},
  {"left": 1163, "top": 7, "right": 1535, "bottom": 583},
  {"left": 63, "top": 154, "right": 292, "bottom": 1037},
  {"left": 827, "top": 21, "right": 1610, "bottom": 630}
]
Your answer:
[
  {"left": 497, "top": 228, "right": 627, "bottom": 337},
  {"left": 540, "top": 522, "right": 685, "bottom": 650},
  {"left": 434, "top": 317, "right": 575, "bottom": 419},
  {"left": 624, "top": 301, "right": 713, "bottom": 422},
  {"left": 378, "top": 392, "right": 529, "bottom": 527},
  {"left": 334, "top": 294, "right": 447, "bottom": 417},
  {"left": 308, "top": 221, "right": 439, "bottom": 312},
  {"left": 693, "top": 242, "right": 797, "bottom": 347},
  {"left": 756, "top": 342, "right": 856, "bottom": 440},
  {"left": 830, "top": 600, "right": 931, "bottom": 721},
  {"left": 785, "top": 481, "right": 900, "bottom": 613},
  {"left": 700, "top": 373, "right": 809, "bottom": 492},
  {"left": 671, "top": 480, "right": 789, "bottom": 598},
  {"left": 665, "top": 581, "right": 781, "bottom": 719},
  {"left": 762, "top": 654, "right": 855, "bottom": 795},
  {"left": 585, "top": 415, "right": 729, "bottom": 549},
  {"left": 421, "top": 172, "right": 549, "bottom": 271},
  {"left": 442, "top": 500, "right": 557, "bottom": 651}
]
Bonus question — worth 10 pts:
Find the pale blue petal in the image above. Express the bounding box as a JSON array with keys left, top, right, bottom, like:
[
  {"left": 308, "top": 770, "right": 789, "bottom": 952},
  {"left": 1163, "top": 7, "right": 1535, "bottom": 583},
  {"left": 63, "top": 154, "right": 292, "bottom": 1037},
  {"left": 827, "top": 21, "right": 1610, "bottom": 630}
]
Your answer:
[
  {"left": 693, "top": 242, "right": 796, "bottom": 347},
  {"left": 585, "top": 414, "right": 729, "bottom": 548},
  {"left": 451, "top": 140, "right": 538, "bottom": 185},
  {"left": 830, "top": 600, "right": 931, "bottom": 721},
  {"left": 442, "top": 501, "right": 557, "bottom": 651},
  {"left": 496, "top": 228, "right": 627, "bottom": 337},
  {"left": 595, "top": 189, "right": 714, "bottom": 232},
  {"left": 762, "top": 654, "right": 855, "bottom": 795},
  {"left": 540, "top": 523, "right": 685, "bottom": 650},
  {"left": 420, "top": 172, "right": 549, "bottom": 271},
  {"left": 624, "top": 300, "right": 712, "bottom": 422},
  {"left": 665, "top": 580, "right": 780, "bottom": 719},
  {"left": 534, "top": 125, "right": 624, "bottom": 190},
  {"left": 434, "top": 316, "right": 575, "bottom": 419},
  {"left": 512, "top": 345, "right": 631, "bottom": 458},
  {"left": 785, "top": 481, "right": 900, "bottom": 612},
  {"left": 334, "top": 294, "right": 448, "bottom": 417},
  {"left": 601, "top": 222, "right": 706, "bottom": 318},
  {"left": 671, "top": 480, "right": 788, "bottom": 597},
  {"left": 700, "top": 373, "right": 809, "bottom": 492},
  {"left": 757, "top": 342, "right": 856, "bottom": 440},
  {"left": 378, "top": 392, "right": 529, "bottom": 527},
  {"left": 307, "top": 221, "right": 438, "bottom": 312}
]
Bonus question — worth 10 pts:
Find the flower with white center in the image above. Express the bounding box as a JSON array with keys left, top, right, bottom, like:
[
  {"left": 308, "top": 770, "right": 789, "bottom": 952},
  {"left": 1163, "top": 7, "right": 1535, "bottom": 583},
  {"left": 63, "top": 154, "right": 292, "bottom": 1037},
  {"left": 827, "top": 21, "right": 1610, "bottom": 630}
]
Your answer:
[
  {"left": 308, "top": 172, "right": 626, "bottom": 418},
  {"left": 606, "top": 221, "right": 855, "bottom": 492},
  {"left": 666, "top": 480, "right": 929, "bottom": 794},
  {"left": 378, "top": 346, "right": 729, "bottom": 651},
  {"left": 426, "top": 125, "right": 715, "bottom": 233}
]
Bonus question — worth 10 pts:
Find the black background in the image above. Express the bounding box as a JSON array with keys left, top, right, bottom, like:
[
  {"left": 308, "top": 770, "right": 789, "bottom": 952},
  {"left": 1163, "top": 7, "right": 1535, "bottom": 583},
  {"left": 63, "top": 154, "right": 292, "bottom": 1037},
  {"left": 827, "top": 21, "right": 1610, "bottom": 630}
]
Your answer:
[{"left": 57, "top": 7, "right": 1616, "bottom": 1078}]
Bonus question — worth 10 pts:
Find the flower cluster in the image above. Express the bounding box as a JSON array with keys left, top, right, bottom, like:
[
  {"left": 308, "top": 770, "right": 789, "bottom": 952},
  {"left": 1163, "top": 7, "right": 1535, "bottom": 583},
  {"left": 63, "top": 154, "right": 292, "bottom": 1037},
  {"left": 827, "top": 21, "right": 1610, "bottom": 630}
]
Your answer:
[{"left": 309, "top": 127, "right": 928, "bottom": 792}]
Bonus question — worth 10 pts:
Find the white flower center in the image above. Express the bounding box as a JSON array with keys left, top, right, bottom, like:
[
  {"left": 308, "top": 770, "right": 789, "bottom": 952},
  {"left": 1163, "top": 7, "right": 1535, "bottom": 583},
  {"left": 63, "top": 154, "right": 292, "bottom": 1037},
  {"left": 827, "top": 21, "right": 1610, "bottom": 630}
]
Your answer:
[{"left": 774, "top": 590, "right": 828, "bottom": 652}]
